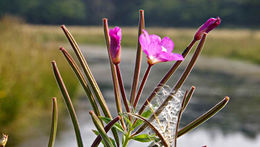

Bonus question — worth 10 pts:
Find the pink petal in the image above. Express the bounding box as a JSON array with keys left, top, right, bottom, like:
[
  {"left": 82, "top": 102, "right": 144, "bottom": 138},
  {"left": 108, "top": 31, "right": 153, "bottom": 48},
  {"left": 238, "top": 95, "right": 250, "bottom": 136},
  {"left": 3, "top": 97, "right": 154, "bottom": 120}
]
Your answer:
[
  {"left": 160, "top": 37, "right": 174, "bottom": 52},
  {"left": 157, "top": 52, "right": 184, "bottom": 62},
  {"left": 139, "top": 29, "right": 151, "bottom": 56}
]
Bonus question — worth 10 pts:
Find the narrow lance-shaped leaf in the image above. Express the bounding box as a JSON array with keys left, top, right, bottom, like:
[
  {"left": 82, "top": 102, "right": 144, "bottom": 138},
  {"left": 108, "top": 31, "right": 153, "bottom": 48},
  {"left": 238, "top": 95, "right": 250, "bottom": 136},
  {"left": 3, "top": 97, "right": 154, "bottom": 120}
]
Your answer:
[
  {"left": 51, "top": 61, "right": 83, "bottom": 147},
  {"left": 48, "top": 97, "right": 58, "bottom": 147},
  {"left": 129, "top": 113, "right": 169, "bottom": 147},
  {"left": 103, "top": 18, "right": 125, "bottom": 130},
  {"left": 60, "top": 47, "right": 101, "bottom": 118},
  {"left": 134, "top": 34, "right": 207, "bottom": 135},
  {"left": 61, "top": 26, "right": 119, "bottom": 145},
  {"left": 91, "top": 116, "right": 121, "bottom": 147},
  {"left": 177, "top": 97, "right": 229, "bottom": 137},
  {"left": 130, "top": 9, "right": 145, "bottom": 105},
  {"left": 89, "top": 111, "right": 115, "bottom": 147}
]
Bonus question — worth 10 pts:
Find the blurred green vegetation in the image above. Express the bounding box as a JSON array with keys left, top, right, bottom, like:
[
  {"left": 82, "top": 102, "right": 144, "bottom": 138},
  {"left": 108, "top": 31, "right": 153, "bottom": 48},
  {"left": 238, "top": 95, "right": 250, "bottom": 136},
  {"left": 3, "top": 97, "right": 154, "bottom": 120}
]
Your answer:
[
  {"left": 0, "top": 0, "right": 260, "bottom": 27},
  {"left": 24, "top": 25, "right": 260, "bottom": 64},
  {"left": 0, "top": 16, "right": 78, "bottom": 145}
]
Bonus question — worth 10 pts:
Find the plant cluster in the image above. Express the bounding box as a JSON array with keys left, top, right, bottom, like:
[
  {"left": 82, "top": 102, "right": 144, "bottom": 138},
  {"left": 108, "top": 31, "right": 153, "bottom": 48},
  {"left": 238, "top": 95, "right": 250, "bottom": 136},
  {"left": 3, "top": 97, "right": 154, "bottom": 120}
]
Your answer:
[
  {"left": 2, "top": 10, "right": 229, "bottom": 147},
  {"left": 50, "top": 10, "right": 228, "bottom": 147}
]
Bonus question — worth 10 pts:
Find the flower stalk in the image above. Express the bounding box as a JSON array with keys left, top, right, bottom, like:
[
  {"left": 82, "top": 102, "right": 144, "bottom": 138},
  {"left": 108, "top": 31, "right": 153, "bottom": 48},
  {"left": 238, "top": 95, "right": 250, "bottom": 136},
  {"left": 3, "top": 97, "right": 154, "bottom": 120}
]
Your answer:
[
  {"left": 133, "top": 64, "right": 152, "bottom": 109},
  {"left": 115, "top": 64, "right": 131, "bottom": 113}
]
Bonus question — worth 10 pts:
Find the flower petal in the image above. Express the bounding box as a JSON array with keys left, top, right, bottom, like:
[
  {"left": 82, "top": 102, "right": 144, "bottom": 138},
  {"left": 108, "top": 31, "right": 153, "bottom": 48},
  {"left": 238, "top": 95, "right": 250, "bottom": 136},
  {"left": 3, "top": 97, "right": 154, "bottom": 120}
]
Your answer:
[
  {"left": 158, "top": 52, "right": 184, "bottom": 62},
  {"left": 139, "top": 29, "right": 151, "bottom": 56},
  {"left": 160, "top": 37, "right": 174, "bottom": 52}
]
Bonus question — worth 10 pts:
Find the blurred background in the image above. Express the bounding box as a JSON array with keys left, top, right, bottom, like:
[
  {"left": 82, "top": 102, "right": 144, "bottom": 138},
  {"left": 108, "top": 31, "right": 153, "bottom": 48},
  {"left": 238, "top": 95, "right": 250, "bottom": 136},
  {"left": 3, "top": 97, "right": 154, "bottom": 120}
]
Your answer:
[{"left": 0, "top": 0, "right": 259, "bottom": 146}]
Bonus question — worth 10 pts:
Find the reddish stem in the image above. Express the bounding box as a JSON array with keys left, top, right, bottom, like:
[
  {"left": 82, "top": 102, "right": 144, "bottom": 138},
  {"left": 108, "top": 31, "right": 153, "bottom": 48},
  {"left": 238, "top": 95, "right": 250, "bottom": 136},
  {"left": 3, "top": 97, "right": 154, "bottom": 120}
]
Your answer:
[
  {"left": 133, "top": 64, "right": 152, "bottom": 109},
  {"left": 115, "top": 64, "right": 130, "bottom": 113}
]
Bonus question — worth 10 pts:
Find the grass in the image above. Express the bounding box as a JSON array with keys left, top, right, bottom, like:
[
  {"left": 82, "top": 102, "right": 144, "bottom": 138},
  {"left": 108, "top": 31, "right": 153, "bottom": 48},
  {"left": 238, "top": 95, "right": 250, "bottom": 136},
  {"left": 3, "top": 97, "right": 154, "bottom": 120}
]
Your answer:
[
  {"left": 22, "top": 24, "right": 260, "bottom": 64},
  {"left": 0, "top": 17, "right": 78, "bottom": 145}
]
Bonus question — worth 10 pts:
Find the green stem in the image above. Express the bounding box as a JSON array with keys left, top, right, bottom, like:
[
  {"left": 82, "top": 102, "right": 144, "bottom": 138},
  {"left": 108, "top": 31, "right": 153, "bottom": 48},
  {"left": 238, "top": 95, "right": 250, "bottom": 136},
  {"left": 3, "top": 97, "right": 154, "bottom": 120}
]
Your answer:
[
  {"left": 48, "top": 97, "right": 58, "bottom": 147},
  {"left": 52, "top": 61, "right": 83, "bottom": 147},
  {"left": 123, "top": 132, "right": 131, "bottom": 147}
]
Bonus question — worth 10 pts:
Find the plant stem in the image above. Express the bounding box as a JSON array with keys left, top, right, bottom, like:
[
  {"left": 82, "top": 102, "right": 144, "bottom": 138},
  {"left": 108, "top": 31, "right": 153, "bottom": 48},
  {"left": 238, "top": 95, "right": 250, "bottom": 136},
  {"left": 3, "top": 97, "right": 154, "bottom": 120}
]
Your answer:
[
  {"left": 130, "top": 9, "right": 145, "bottom": 105},
  {"left": 52, "top": 61, "right": 83, "bottom": 147},
  {"left": 115, "top": 64, "right": 130, "bottom": 113},
  {"left": 133, "top": 64, "right": 152, "bottom": 109},
  {"left": 48, "top": 97, "right": 58, "bottom": 147},
  {"left": 123, "top": 133, "right": 130, "bottom": 147}
]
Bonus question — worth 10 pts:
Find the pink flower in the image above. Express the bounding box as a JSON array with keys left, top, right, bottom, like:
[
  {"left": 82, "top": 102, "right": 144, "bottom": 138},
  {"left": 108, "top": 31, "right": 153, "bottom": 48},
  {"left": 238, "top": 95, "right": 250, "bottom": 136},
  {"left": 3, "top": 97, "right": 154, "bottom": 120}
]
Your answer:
[
  {"left": 194, "top": 17, "right": 221, "bottom": 40},
  {"left": 139, "top": 30, "right": 184, "bottom": 65},
  {"left": 109, "top": 26, "right": 121, "bottom": 64}
]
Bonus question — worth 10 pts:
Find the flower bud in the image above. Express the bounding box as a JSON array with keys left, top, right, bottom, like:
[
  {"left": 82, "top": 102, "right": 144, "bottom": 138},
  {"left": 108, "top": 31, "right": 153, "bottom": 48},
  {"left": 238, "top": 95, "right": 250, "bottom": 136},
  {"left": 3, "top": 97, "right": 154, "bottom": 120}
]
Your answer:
[
  {"left": 109, "top": 26, "right": 121, "bottom": 64},
  {"left": 194, "top": 17, "right": 221, "bottom": 40}
]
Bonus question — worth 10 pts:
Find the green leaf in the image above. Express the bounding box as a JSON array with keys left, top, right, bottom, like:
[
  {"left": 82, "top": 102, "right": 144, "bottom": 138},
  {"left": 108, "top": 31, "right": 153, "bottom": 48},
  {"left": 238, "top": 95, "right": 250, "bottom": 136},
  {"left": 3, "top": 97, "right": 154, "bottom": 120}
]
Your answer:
[
  {"left": 132, "top": 134, "right": 156, "bottom": 142},
  {"left": 99, "top": 116, "right": 124, "bottom": 133},
  {"left": 92, "top": 129, "right": 99, "bottom": 136},
  {"left": 123, "top": 114, "right": 132, "bottom": 128},
  {"left": 132, "top": 109, "right": 152, "bottom": 129}
]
